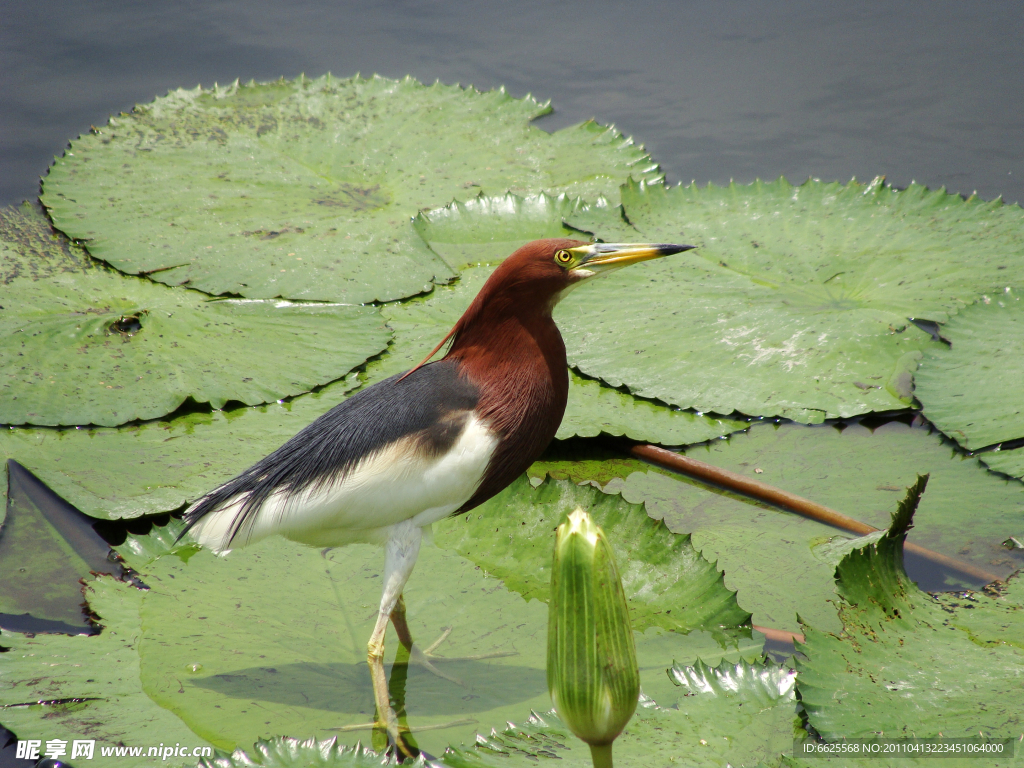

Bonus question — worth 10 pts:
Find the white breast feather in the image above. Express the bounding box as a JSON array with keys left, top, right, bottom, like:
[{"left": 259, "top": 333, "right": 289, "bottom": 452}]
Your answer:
[{"left": 189, "top": 414, "right": 498, "bottom": 552}]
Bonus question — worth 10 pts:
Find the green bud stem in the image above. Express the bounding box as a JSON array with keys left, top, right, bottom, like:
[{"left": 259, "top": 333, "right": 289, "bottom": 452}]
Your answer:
[{"left": 589, "top": 743, "right": 614, "bottom": 768}]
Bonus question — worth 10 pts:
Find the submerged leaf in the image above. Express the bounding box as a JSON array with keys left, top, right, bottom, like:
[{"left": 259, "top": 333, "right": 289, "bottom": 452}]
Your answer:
[
  {"left": 0, "top": 460, "right": 121, "bottom": 628},
  {"left": 560, "top": 177, "right": 1024, "bottom": 422},
  {"left": 0, "top": 205, "right": 389, "bottom": 427},
  {"left": 915, "top": 297, "right": 1024, "bottom": 451},
  {"left": 42, "top": 75, "right": 659, "bottom": 304}
]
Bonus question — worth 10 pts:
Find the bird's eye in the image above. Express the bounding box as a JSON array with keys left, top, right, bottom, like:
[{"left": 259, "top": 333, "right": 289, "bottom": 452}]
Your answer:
[{"left": 555, "top": 249, "right": 573, "bottom": 265}]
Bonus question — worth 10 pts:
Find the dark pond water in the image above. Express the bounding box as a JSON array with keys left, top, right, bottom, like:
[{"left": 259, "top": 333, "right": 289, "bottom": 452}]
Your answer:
[{"left": 2, "top": 1, "right": 1022, "bottom": 207}]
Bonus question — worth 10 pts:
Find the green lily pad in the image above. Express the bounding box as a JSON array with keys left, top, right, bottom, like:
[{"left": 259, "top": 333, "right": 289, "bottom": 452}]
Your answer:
[
  {"left": 117, "top": 479, "right": 755, "bottom": 758},
  {"left": 560, "top": 177, "right": 1024, "bottom": 422},
  {"left": 0, "top": 204, "right": 389, "bottom": 427},
  {"left": 915, "top": 296, "right": 1024, "bottom": 451},
  {"left": 562, "top": 374, "right": 747, "bottom": 445},
  {"left": 796, "top": 481, "right": 1024, "bottom": 740},
  {"left": 135, "top": 537, "right": 551, "bottom": 756},
  {"left": 42, "top": 75, "right": 660, "bottom": 304},
  {"left": 599, "top": 421, "right": 1024, "bottom": 632},
  {"left": 0, "top": 375, "right": 360, "bottom": 520},
  {"left": 209, "top": 659, "right": 796, "bottom": 768},
  {"left": 371, "top": 264, "right": 745, "bottom": 445},
  {"left": 0, "top": 576, "right": 209, "bottom": 768},
  {"left": 433, "top": 476, "right": 752, "bottom": 638}
]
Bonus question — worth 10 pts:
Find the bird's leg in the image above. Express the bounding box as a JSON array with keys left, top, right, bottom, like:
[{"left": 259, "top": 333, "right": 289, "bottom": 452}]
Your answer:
[{"left": 368, "top": 523, "right": 422, "bottom": 758}]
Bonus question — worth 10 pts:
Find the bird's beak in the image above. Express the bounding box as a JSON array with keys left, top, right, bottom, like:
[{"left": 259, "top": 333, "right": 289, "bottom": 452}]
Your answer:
[{"left": 566, "top": 242, "right": 695, "bottom": 279}]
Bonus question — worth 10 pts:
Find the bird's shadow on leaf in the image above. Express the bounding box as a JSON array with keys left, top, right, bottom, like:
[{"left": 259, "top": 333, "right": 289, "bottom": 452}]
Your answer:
[{"left": 191, "top": 659, "right": 546, "bottom": 716}]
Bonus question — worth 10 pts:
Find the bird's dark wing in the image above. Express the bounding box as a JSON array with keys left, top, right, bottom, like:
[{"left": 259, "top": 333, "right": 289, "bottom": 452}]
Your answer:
[{"left": 179, "top": 360, "right": 481, "bottom": 549}]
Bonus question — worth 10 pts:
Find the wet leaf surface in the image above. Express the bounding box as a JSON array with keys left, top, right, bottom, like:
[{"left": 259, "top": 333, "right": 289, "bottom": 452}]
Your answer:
[
  {"left": 0, "top": 205, "right": 389, "bottom": 427},
  {"left": 1, "top": 478, "right": 747, "bottom": 757},
  {"left": 199, "top": 659, "right": 797, "bottom": 768},
  {"left": 560, "top": 177, "right": 1024, "bottom": 422},
  {"left": 42, "top": 76, "right": 659, "bottom": 304}
]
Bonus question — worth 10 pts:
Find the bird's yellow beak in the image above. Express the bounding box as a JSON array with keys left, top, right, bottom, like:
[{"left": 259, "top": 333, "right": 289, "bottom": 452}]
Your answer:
[{"left": 565, "top": 242, "right": 695, "bottom": 278}]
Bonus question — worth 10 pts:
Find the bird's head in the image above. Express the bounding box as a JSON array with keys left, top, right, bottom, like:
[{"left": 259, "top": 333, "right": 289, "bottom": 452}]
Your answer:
[
  {"left": 474, "top": 238, "right": 696, "bottom": 315},
  {"left": 411, "top": 238, "right": 695, "bottom": 374}
]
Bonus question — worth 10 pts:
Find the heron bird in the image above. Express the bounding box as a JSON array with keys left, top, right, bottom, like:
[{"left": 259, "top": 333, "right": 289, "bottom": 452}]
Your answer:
[{"left": 180, "top": 238, "right": 692, "bottom": 752}]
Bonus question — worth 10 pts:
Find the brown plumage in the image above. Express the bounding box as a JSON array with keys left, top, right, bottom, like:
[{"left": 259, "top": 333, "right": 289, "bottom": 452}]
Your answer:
[{"left": 446, "top": 237, "right": 585, "bottom": 509}]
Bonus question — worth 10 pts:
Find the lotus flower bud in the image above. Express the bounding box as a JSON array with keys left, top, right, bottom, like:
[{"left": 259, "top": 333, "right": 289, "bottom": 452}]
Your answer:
[{"left": 548, "top": 507, "right": 639, "bottom": 767}]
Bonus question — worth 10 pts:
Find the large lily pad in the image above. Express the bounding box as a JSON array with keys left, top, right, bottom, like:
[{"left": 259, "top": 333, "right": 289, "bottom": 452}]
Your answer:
[
  {"left": 915, "top": 296, "right": 1024, "bottom": 451},
  {"left": 119, "top": 478, "right": 755, "bottom": 758},
  {"left": 203, "top": 659, "right": 797, "bottom": 768},
  {"left": 796, "top": 483, "right": 1024, "bottom": 741},
  {"left": 42, "top": 75, "right": 660, "bottom": 304},
  {"left": 560, "top": 177, "right": 1024, "bottom": 422},
  {"left": 371, "top": 264, "right": 746, "bottom": 445},
  {"left": 135, "top": 536, "right": 552, "bottom": 757},
  {"left": 599, "top": 420, "right": 1024, "bottom": 632},
  {"left": 0, "top": 576, "right": 208, "bottom": 768},
  {"left": 0, "top": 204, "right": 389, "bottom": 427},
  {"left": 0, "top": 375, "right": 359, "bottom": 520}
]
